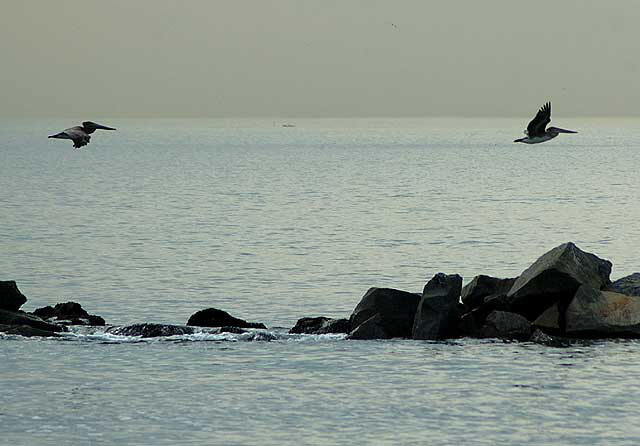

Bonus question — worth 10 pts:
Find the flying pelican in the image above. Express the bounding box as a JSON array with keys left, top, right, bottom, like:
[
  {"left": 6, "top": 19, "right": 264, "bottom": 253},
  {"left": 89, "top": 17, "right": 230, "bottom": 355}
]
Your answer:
[
  {"left": 514, "top": 102, "right": 576, "bottom": 144},
  {"left": 48, "top": 121, "right": 116, "bottom": 149}
]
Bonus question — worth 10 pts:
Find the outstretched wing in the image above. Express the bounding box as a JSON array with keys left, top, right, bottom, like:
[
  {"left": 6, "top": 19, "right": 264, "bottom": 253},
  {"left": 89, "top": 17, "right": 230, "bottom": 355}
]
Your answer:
[{"left": 526, "top": 102, "right": 551, "bottom": 137}]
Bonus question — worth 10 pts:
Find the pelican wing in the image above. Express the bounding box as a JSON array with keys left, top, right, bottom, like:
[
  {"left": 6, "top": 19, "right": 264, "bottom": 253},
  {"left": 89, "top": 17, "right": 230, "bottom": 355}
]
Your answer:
[
  {"left": 526, "top": 102, "right": 551, "bottom": 137},
  {"left": 64, "top": 126, "right": 91, "bottom": 148}
]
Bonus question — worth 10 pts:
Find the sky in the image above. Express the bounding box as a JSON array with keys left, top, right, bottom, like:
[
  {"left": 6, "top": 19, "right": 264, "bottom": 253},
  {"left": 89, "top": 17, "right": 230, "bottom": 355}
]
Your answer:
[{"left": 2, "top": 0, "right": 639, "bottom": 118}]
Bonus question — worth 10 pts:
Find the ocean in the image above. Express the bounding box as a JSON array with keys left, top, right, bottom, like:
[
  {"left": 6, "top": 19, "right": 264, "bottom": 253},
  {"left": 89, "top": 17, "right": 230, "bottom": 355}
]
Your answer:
[{"left": 1, "top": 118, "right": 640, "bottom": 445}]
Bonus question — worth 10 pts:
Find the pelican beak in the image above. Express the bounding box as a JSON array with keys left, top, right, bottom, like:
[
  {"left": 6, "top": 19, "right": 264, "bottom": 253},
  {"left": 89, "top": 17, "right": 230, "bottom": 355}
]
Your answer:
[
  {"left": 94, "top": 123, "right": 116, "bottom": 130},
  {"left": 555, "top": 128, "right": 577, "bottom": 134},
  {"left": 514, "top": 138, "right": 524, "bottom": 143}
]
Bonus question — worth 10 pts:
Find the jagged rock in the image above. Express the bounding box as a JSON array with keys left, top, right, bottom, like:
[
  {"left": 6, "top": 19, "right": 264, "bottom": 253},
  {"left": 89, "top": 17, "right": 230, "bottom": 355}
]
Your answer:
[
  {"left": 458, "top": 294, "right": 511, "bottom": 337},
  {"left": 349, "top": 288, "right": 421, "bottom": 339},
  {"left": 534, "top": 285, "right": 640, "bottom": 338},
  {"left": 605, "top": 273, "right": 640, "bottom": 297},
  {"left": 479, "top": 311, "right": 531, "bottom": 341},
  {"left": 289, "top": 317, "right": 350, "bottom": 334},
  {"left": 461, "top": 275, "right": 516, "bottom": 311},
  {"left": 413, "top": 273, "right": 462, "bottom": 340},
  {"left": 0, "top": 281, "right": 28, "bottom": 311},
  {"left": 529, "top": 329, "right": 571, "bottom": 347},
  {"left": 347, "top": 314, "right": 390, "bottom": 340},
  {"left": 0, "top": 309, "right": 65, "bottom": 333},
  {"left": 506, "top": 242, "right": 612, "bottom": 320},
  {"left": 217, "top": 326, "right": 247, "bottom": 334},
  {"left": 32, "top": 302, "right": 105, "bottom": 326},
  {"left": 186, "top": 308, "right": 266, "bottom": 329},
  {"left": 0, "top": 324, "right": 62, "bottom": 337},
  {"left": 106, "top": 323, "right": 194, "bottom": 338}
]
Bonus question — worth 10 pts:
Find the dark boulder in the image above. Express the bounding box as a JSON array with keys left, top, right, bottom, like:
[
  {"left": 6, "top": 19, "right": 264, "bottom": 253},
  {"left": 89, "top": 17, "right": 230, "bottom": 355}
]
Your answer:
[
  {"left": 187, "top": 308, "right": 266, "bottom": 329},
  {"left": 413, "top": 273, "right": 463, "bottom": 340},
  {"left": 349, "top": 288, "right": 421, "bottom": 339},
  {"left": 461, "top": 275, "right": 516, "bottom": 311},
  {"left": 0, "top": 309, "right": 65, "bottom": 333},
  {"left": 347, "top": 314, "right": 390, "bottom": 340},
  {"left": 32, "top": 302, "right": 105, "bottom": 326},
  {"left": 605, "top": 273, "right": 640, "bottom": 297},
  {"left": 459, "top": 294, "right": 511, "bottom": 337},
  {"left": 217, "top": 326, "right": 247, "bottom": 334},
  {"left": 479, "top": 311, "right": 531, "bottom": 341},
  {"left": 106, "top": 323, "right": 195, "bottom": 338},
  {"left": 0, "top": 324, "right": 62, "bottom": 337},
  {"left": 0, "top": 281, "right": 28, "bottom": 311},
  {"left": 289, "top": 317, "right": 350, "bottom": 334},
  {"left": 506, "top": 242, "right": 612, "bottom": 321}
]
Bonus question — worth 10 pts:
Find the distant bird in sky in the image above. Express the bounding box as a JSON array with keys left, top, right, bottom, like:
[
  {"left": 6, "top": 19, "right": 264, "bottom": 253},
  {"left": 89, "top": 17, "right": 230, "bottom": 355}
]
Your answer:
[
  {"left": 514, "top": 102, "right": 577, "bottom": 144},
  {"left": 48, "top": 121, "right": 116, "bottom": 149}
]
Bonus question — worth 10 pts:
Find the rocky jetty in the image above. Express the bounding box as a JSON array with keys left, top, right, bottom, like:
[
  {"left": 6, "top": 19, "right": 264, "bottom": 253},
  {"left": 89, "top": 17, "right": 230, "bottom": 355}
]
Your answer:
[
  {"left": 2, "top": 241, "right": 639, "bottom": 344},
  {"left": 187, "top": 307, "right": 266, "bottom": 329}
]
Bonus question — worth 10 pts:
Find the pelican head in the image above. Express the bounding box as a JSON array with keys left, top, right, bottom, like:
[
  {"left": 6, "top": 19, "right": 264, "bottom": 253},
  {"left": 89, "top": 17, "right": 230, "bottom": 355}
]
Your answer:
[{"left": 82, "top": 121, "right": 116, "bottom": 133}]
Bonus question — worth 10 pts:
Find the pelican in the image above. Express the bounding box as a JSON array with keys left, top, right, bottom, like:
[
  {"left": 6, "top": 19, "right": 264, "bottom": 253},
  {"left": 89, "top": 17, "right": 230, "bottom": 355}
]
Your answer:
[
  {"left": 514, "top": 102, "right": 576, "bottom": 144},
  {"left": 48, "top": 121, "right": 116, "bottom": 149}
]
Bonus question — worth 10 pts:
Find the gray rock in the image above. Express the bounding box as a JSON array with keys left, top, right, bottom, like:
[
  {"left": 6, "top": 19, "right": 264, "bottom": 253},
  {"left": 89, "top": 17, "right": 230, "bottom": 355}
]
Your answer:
[
  {"left": 349, "top": 288, "right": 421, "bottom": 339},
  {"left": 479, "top": 311, "right": 531, "bottom": 341},
  {"left": 289, "top": 317, "right": 350, "bottom": 334},
  {"left": 0, "top": 324, "right": 62, "bottom": 337},
  {"left": 461, "top": 275, "right": 516, "bottom": 311},
  {"left": 0, "top": 281, "right": 27, "bottom": 311},
  {"left": 529, "top": 329, "right": 571, "bottom": 347},
  {"left": 32, "top": 302, "right": 105, "bottom": 326},
  {"left": 347, "top": 314, "right": 390, "bottom": 340},
  {"left": 0, "top": 309, "right": 65, "bottom": 333},
  {"left": 605, "top": 273, "right": 640, "bottom": 297},
  {"left": 506, "top": 242, "right": 612, "bottom": 320},
  {"left": 106, "top": 323, "right": 194, "bottom": 338},
  {"left": 413, "top": 273, "right": 463, "bottom": 340},
  {"left": 186, "top": 308, "right": 266, "bottom": 329}
]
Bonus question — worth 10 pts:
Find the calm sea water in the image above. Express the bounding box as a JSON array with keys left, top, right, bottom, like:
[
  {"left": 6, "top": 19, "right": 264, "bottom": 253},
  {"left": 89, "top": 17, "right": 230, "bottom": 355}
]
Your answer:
[{"left": 1, "top": 118, "right": 640, "bottom": 445}]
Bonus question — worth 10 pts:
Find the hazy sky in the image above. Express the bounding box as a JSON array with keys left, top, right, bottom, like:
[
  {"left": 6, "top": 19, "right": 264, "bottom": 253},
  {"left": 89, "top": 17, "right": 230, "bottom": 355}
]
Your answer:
[{"left": 2, "top": 0, "right": 640, "bottom": 117}]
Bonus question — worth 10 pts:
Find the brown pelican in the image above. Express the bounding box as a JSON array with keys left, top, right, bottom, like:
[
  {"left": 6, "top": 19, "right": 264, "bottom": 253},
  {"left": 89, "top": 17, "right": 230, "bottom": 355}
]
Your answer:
[
  {"left": 48, "top": 121, "right": 116, "bottom": 149},
  {"left": 514, "top": 102, "right": 576, "bottom": 144}
]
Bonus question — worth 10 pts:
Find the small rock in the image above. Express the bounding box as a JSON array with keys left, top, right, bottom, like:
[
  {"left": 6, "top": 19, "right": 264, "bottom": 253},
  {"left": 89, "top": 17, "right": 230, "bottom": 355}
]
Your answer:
[
  {"left": 479, "top": 311, "right": 531, "bottom": 341},
  {"left": 289, "top": 317, "right": 350, "bottom": 334},
  {"left": 0, "top": 281, "right": 28, "bottom": 311},
  {"left": 186, "top": 308, "right": 266, "bottom": 329},
  {"left": 106, "top": 323, "right": 194, "bottom": 338},
  {"left": 605, "top": 273, "right": 640, "bottom": 297},
  {"left": 349, "top": 287, "right": 421, "bottom": 339}
]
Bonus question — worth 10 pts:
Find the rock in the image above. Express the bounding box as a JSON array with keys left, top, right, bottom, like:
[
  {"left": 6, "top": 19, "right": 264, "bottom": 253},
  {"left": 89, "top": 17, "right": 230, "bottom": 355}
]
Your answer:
[
  {"left": 461, "top": 275, "right": 516, "bottom": 310},
  {"left": 0, "top": 324, "right": 62, "bottom": 337},
  {"left": 479, "top": 311, "right": 531, "bottom": 341},
  {"left": 186, "top": 308, "right": 266, "bottom": 329},
  {"left": 459, "top": 294, "right": 511, "bottom": 337},
  {"left": 605, "top": 273, "right": 640, "bottom": 297},
  {"left": 0, "top": 309, "right": 65, "bottom": 333},
  {"left": 506, "top": 242, "right": 612, "bottom": 320},
  {"left": 413, "top": 273, "right": 463, "bottom": 340},
  {"left": 529, "top": 329, "right": 571, "bottom": 347},
  {"left": 349, "top": 288, "right": 421, "bottom": 339},
  {"left": 217, "top": 326, "right": 247, "bottom": 334},
  {"left": 32, "top": 302, "right": 106, "bottom": 326},
  {"left": 347, "top": 314, "right": 390, "bottom": 340},
  {"left": 106, "top": 323, "right": 194, "bottom": 338},
  {"left": 289, "top": 317, "right": 350, "bottom": 334},
  {"left": 0, "top": 281, "right": 28, "bottom": 311},
  {"left": 534, "top": 285, "right": 640, "bottom": 338}
]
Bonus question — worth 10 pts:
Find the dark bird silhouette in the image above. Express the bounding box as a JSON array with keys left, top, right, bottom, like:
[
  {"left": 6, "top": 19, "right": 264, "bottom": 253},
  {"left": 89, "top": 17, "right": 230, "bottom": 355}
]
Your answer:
[
  {"left": 514, "top": 102, "right": 576, "bottom": 144},
  {"left": 49, "top": 121, "right": 116, "bottom": 149}
]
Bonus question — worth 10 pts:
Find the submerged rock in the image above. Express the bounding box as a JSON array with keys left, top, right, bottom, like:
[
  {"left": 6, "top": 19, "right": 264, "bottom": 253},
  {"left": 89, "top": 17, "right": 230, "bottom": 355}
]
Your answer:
[
  {"left": 32, "top": 302, "right": 105, "bottom": 326},
  {"left": 348, "top": 287, "right": 421, "bottom": 339},
  {"left": 605, "top": 273, "right": 640, "bottom": 297},
  {"left": 0, "top": 324, "right": 62, "bottom": 337},
  {"left": 289, "top": 317, "right": 350, "bottom": 335},
  {"left": 0, "top": 281, "right": 28, "bottom": 311},
  {"left": 106, "top": 323, "right": 195, "bottom": 338},
  {"left": 506, "top": 242, "right": 612, "bottom": 320},
  {"left": 461, "top": 275, "right": 516, "bottom": 311},
  {"left": 479, "top": 311, "right": 531, "bottom": 341},
  {"left": 0, "top": 309, "right": 66, "bottom": 333},
  {"left": 529, "top": 329, "right": 572, "bottom": 347},
  {"left": 186, "top": 308, "right": 266, "bottom": 329},
  {"left": 413, "top": 273, "right": 463, "bottom": 340}
]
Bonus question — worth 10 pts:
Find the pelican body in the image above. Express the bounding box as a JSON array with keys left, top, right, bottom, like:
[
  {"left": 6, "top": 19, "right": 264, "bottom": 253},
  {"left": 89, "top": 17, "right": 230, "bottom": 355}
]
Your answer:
[
  {"left": 514, "top": 102, "right": 576, "bottom": 144},
  {"left": 49, "top": 121, "right": 116, "bottom": 149}
]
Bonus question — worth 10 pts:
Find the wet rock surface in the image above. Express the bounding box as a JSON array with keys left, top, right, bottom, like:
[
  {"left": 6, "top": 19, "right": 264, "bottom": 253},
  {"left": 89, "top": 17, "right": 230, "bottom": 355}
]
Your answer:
[
  {"left": 0, "top": 281, "right": 28, "bottom": 311},
  {"left": 349, "top": 288, "right": 421, "bottom": 339},
  {"left": 413, "top": 273, "right": 463, "bottom": 340},
  {"left": 187, "top": 307, "right": 266, "bottom": 329},
  {"left": 289, "top": 317, "right": 350, "bottom": 334}
]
